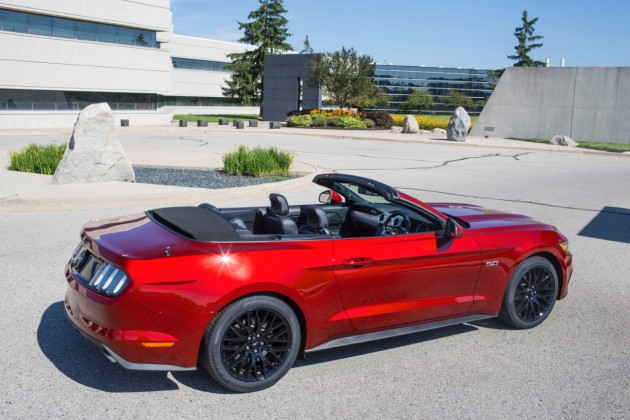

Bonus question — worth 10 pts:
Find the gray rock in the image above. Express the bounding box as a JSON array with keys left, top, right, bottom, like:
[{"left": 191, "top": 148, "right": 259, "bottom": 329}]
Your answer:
[
  {"left": 431, "top": 128, "right": 447, "bottom": 135},
  {"left": 550, "top": 135, "right": 578, "bottom": 147},
  {"left": 447, "top": 107, "right": 471, "bottom": 142},
  {"left": 419, "top": 129, "right": 432, "bottom": 135},
  {"left": 52, "top": 103, "right": 135, "bottom": 184},
  {"left": 390, "top": 126, "right": 403, "bottom": 133},
  {"left": 403, "top": 115, "right": 420, "bottom": 134}
]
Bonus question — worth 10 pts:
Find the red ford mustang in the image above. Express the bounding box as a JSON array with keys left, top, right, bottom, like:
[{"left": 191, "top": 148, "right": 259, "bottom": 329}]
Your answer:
[{"left": 64, "top": 173, "right": 572, "bottom": 392}]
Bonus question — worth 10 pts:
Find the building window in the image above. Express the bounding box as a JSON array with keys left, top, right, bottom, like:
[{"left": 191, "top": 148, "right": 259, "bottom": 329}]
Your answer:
[
  {"left": 0, "top": 89, "right": 158, "bottom": 111},
  {"left": 172, "top": 57, "right": 230, "bottom": 72},
  {"left": 373, "top": 64, "right": 497, "bottom": 114},
  {"left": 0, "top": 8, "right": 159, "bottom": 48}
]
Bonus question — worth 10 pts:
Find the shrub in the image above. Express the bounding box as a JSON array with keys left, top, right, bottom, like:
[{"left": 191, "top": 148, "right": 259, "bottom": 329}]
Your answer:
[
  {"left": 362, "top": 118, "right": 375, "bottom": 129},
  {"left": 287, "top": 108, "right": 318, "bottom": 117},
  {"left": 329, "top": 115, "right": 367, "bottom": 129},
  {"left": 287, "top": 115, "right": 313, "bottom": 127},
  {"left": 312, "top": 116, "right": 327, "bottom": 127},
  {"left": 362, "top": 110, "right": 394, "bottom": 128},
  {"left": 8, "top": 143, "right": 66, "bottom": 175},
  {"left": 222, "top": 145, "right": 293, "bottom": 177}
]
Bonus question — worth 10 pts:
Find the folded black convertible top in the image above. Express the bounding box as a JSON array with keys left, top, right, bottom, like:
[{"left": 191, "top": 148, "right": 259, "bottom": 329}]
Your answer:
[{"left": 148, "top": 207, "right": 240, "bottom": 242}]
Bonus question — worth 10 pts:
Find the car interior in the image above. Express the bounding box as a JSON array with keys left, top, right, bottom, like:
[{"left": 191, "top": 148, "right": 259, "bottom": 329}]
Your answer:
[{"left": 197, "top": 183, "right": 444, "bottom": 241}]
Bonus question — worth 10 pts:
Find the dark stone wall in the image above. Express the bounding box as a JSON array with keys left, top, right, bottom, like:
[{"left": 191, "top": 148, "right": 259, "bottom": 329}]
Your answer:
[{"left": 262, "top": 54, "right": 322, "bottom": 122}]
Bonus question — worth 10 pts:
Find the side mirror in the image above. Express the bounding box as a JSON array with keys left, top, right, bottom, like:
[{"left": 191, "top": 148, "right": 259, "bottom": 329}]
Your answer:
[
  {"left": 445, "top": 218, "right": 463, "bottom": 238},
  {"left": 319, "top": 190, "right": 332, "bottom": 204},
  {"left": 319, "top": 190, "right": 343, "bottom": 204}
]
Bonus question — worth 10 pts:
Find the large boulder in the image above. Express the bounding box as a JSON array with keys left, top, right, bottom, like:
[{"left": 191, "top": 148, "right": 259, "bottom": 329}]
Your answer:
[
  {"left": 550, "top": 135, "right": 578, "bottom": 147},
  {"left": 447, "top": 107, "right": 471, "bottom": 142},
  {"left": 402, "top": 115, "right": 420, "bottom": 134},
  {"left": 52, "top": 103, "right": 135, "bottom": 184}
]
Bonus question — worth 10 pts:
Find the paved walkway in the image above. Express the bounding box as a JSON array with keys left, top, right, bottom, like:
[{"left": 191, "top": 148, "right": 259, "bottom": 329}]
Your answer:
[{"left": 0, "top": 122, "right": 624, "bottom": 212}]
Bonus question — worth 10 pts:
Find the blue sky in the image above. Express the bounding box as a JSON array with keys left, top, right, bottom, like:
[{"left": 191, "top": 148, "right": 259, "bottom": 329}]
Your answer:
[{"left": 171, "top": 0, "right": 630, "bottom": 69}]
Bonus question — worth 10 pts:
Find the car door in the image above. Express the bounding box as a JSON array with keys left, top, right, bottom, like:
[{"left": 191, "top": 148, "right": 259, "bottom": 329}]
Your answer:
[{"left": 332, "top": 231, "right": 482, "bottom": 331}]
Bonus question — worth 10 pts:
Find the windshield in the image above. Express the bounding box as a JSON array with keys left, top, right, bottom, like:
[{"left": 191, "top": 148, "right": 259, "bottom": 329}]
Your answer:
[{"left": 332, "top": 182, "right": 391, "bottom": 204}]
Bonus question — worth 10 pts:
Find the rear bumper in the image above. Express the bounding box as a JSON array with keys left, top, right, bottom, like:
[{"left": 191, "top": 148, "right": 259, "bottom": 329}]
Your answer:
[
  {"left": 65, "top": 307, "right": 195, "bottom": 372},
  {"left": 64, "top": 300, "right": 196, "bottom": 371}
]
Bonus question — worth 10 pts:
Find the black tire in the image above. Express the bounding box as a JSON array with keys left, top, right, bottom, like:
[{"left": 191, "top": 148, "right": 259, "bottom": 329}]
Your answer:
[
  {"left": 201, "top": 295, "right": 301, "bottom": 392},
  {"left": 499, "top": 256, "right": 558, "bottom": 329}
]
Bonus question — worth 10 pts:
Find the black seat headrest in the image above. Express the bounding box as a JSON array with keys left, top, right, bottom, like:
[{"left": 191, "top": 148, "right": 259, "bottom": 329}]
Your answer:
[
  {"left": 269, "top": 193, "right": 290, "bottom": 216},
  {"left": 307, "top": 207, "right": 329, "bottom": 230}
]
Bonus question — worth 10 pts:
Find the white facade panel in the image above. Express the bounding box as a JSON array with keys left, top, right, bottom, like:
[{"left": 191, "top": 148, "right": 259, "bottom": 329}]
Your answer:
[
  {"left": 0, "top": 0, "right": 171, "bottom": 32},
  {"left": 170, "top": 35, "right": 248, "bottom": 61},
  {"left": 0, "top": 32, "right": 172, "bottom": 93},
  {"left": 172, "top": 69, "right": 230, "bottom": 97}
]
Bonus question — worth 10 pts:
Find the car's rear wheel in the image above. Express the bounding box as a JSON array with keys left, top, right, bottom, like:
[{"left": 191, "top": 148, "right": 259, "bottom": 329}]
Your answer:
[
  {"left": 499, "top": 256, "right": 558, "bottom": 329},
  {"left": 202, "top": 295, "right": 301, "bottom": 392}
]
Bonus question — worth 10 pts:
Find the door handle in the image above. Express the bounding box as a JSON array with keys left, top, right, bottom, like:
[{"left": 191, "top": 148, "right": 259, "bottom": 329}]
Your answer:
[{"left": 341, "top": 257, "right": 374, "bottom": 268}]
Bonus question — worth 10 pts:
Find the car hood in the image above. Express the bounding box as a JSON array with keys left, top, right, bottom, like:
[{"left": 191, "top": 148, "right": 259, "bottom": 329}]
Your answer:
[{"left": 428, "top": 202, "right": 547, "bottom": 230}]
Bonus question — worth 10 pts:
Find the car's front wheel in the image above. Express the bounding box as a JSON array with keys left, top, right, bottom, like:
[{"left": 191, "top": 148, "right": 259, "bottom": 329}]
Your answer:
[
  {"left": 201, "top": 295, "right": 301, "bottom": 392},
  {"left": 499, "top": 256, "right": 559, "bottom": 329}
]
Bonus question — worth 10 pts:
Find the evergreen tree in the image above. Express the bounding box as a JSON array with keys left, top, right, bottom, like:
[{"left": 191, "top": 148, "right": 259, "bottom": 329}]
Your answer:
[
  {"left": 223, "top": 0, "right": 292, "bottom": 113},
  {"left": 301, "top": 35, "right": 314, "bottom": 54},
  {"left": 308, "top": 47, "right": 387, "bottom": 110},
  {"left": 508, "top": 10, "right": 545, "bottom": 67}
]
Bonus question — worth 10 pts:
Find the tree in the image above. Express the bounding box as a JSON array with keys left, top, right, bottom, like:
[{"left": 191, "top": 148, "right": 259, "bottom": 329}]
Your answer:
[
  {"left": 508, "top": 10, "right": 545, "bottom": 67},
  {"left": 402, "top": 90, "right": 434, "bottom": 112},
  {"left": 223, "top": 0, "right": 292, "bottom": 113},
  {"left": 444, "top": 91, "right": 474, "bottom": 109},
  {"left": 300, "top": 35, "right": 313, "bottom": 54},
  {"left": 308, "top": 47, "right": 386, "bottom": 110}
]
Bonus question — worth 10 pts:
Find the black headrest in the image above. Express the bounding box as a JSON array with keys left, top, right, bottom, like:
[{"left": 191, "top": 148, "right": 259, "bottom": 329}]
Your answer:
[
  {"left": 269, "top": 193, "right": 289, "bottom": 216},
  {"left": 307, "top": 207, "right": 329, "bottom": 229}
]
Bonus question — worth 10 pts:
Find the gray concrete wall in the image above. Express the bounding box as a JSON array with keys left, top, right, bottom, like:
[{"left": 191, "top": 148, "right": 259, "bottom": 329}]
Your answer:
[
  {"left": 471, "top": 67, "right": 630, "bottom": 144},
  {"left": 262, "top": 54, "right": 322, "bottom": 121}
]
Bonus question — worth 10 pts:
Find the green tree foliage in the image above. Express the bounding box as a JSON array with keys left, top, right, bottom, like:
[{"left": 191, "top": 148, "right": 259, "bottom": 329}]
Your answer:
[
  {"left": 402, "top": 90, "right": 434, "bottom": 112},
  {"left": 508, "top": 10, "right": 545, "bottom": 67},
  {"left": 308, "top": 47, "right": 387, "bottom": 110},
  {"left": 444, "top": 91, "right": 474, "bottom": 109},
  {"left": 301, "top": 35, "right": 313, "bottom": 53},
  {"left": 223, "top": 0, "right": 292, "bottom": 109}
]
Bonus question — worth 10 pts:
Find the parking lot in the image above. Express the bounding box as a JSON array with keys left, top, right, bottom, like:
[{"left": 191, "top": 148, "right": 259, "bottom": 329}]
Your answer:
[{"left": 1, "top": 127, "right": 629, "bottom": 418}]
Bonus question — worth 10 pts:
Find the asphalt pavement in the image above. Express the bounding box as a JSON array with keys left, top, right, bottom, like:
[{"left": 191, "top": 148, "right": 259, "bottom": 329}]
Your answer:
[{"left": 1, "top": 124, "right": 629, "bottom": 419}]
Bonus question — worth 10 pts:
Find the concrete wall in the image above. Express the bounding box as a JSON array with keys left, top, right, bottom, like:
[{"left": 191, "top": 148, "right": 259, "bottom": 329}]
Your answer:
[
  {"left": 262, "top": 54, "right": 322, "bottom": 121},
  {"left": 471, "top": 67, "right": 630, "bottom": 144},
  {"left": 0, "top": 110, "right": 171, "bottom": 129}
]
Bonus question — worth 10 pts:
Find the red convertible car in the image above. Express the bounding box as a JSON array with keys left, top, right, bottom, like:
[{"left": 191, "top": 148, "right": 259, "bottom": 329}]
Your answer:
[{"left": 64, "top": 173, "right": 572, "bottom": 392}]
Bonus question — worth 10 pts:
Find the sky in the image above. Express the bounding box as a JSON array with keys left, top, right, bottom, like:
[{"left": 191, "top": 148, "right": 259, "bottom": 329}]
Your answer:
[{"left": 170, "top": 0, "right": 630, "bottom": 69}]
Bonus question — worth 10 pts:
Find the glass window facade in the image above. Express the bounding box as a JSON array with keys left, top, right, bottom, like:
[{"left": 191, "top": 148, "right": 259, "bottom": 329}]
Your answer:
[
  {"left": 374, "top": 64, "right": 497, "bottom": 114},
  {"left": 0, "top": 8, "right": 158, "bottom": 48},
  {"left": 0, "top": 89, "right": 158, "bottom": 111},
  {"left": 172, "top": 57, "right": 230, "bottom": 72}
]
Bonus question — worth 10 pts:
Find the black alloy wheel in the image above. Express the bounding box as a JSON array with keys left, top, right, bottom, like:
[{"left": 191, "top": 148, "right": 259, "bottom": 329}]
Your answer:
[
  {"left": 202, "top": 295, "right": 301, "bottom": 392},
  {"left": 499, "top": 256, "right": 559, "bottom": 329}
]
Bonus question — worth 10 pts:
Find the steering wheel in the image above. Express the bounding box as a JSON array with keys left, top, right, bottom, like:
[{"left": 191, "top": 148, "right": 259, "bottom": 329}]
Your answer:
[{"left": 376, "top": 211, "right": 411, "bottom": 236}]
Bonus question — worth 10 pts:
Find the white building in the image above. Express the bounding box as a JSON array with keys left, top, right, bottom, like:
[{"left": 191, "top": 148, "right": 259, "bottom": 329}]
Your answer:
[{"left": 0, "top": 0, "right": 254, "bottom": 128}]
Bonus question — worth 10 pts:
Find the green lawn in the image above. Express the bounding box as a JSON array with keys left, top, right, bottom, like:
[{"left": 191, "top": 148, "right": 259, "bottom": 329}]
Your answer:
[
  {"left": 509, "top": 138, "right": 630, "bottom": 153},
  {"left": 173, "top": 114, "right": 259, "bottom": 122}
]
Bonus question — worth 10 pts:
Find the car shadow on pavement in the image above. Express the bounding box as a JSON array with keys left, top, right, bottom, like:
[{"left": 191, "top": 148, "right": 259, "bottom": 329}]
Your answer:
[
  {"left": 38, "top": 302, "right": 181, "bottom": 393},
  {"left": 578, "top": 206, "right": 630, "bottom": 244},
  {"left": 294, "top": 323, "right": 479, "bottom": 368}
]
